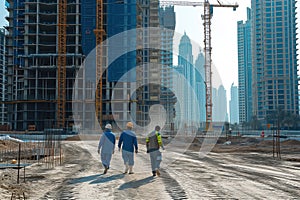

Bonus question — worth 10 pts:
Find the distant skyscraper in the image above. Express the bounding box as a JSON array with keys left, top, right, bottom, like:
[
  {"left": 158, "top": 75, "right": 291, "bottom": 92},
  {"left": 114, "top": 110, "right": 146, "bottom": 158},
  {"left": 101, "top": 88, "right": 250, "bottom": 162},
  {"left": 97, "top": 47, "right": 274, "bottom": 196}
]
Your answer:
[
  {"left": 252, "top": 0, "right": 299, "bottom": 120},
  {"left": 178, "top": 32, "right": 196, "bottom": 125},
  {"left": 237, "top": 8, "right": 252, "bottom": 123},
  {"left": 195, "top": 50, "right": 206, "bottom": 123},
  {"left": 173, "top": 65, "right": 185, "bottom": 128},
  {"left": 217, "top": 85, "right": 228, "bottom": 122},
  {"left": 212, "top": 87, "right": 218, "bottom": 121},
  {"left": 230, "top": 83, "right": 239, "bottom": 124},
  {"left": 213, "top": 85, "right": 227, "bottom": 122}
]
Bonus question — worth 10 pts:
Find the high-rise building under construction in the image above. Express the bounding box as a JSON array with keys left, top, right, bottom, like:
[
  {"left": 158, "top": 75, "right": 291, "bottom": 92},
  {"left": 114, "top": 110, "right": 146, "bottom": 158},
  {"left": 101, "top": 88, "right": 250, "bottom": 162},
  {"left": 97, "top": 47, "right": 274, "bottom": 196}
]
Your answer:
[
  {"left": 5, "top": 0, "right": 84, "bottom": 131},
  {"left": 0, "top": 28, "right": 7, "bottom": 125},
  {"left": 5, "top": 0, "right": 176, "bottom": 131}
]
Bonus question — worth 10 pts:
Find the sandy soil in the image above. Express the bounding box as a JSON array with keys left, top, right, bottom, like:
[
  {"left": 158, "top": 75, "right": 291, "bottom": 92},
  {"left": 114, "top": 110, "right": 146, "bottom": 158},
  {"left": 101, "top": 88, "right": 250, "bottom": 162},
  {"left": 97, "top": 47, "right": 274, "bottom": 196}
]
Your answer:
[
  {"left": 0, "top": 140, "right": 20, "bottom": 150},
  {"left": 0, "top": 138, "right": 300, "bottom": 199}
]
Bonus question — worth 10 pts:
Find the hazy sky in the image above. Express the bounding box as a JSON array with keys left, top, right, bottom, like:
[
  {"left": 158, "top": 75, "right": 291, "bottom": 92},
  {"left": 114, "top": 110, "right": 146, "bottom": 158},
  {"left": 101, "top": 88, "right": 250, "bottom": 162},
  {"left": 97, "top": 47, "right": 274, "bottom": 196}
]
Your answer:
[
  {"left": 0, "top": 0, "right": 299, "bottom": 101},
  {"left": 0, "top": 0, "right": 6, "bottom": 27},
  {"left": 174, "top": 0, "right": 251, "bottom": 94}
]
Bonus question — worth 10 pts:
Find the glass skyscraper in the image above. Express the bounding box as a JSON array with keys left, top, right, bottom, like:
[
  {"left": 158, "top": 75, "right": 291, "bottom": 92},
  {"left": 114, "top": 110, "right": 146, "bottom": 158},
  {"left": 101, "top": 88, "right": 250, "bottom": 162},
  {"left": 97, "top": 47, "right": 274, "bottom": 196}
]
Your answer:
[
  {"left": 252, "top": 0, "right": 299, "bottom": 121},
  {"left": 178, "top": 32, "right": 196, "bottom": 126},
  {"left": 230, "top": 83, "right": 239, "bottom": 124},
  {"left": 237, "top": 8, "right": 252, "bottom": 123},
  {"left": 195, "top": 51, "right": 206, "bottom": 123}
]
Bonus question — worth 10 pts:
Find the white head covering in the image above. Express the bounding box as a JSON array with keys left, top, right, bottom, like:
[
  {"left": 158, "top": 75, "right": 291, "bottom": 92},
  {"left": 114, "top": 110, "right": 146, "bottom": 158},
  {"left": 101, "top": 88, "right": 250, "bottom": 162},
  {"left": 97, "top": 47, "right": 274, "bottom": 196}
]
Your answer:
[{"left": 105, "top": 124, "right": 112, "bottom": 130}]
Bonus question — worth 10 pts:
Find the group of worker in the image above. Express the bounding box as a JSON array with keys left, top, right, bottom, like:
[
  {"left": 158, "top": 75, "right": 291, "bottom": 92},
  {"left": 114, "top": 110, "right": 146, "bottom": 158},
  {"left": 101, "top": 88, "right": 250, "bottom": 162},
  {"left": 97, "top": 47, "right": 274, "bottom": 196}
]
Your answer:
[{"left": 97, "top": 122, "right": 164, "bottom": 177}]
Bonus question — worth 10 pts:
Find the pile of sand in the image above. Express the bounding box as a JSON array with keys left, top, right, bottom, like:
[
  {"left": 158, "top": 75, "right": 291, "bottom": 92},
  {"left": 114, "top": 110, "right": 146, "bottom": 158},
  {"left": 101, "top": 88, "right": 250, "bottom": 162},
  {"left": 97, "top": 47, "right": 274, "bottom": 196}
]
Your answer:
[
  {"left": 0, "top": 140, "right": 19, "bottom": 151},
  {"left": 258, "top": 140, "right": 274, "bottom": 146},
  {"left": 282, "top": 140, "right": 300, "bottom": 145},
  {"left": 188, "top": 136, "right": 300, "bottom": 154},
  {"left": 64, "top": 135, "right": 81, "bottom": 141},
  {"left": 64, "top": 134, "right": 100, "bottom": 141}
]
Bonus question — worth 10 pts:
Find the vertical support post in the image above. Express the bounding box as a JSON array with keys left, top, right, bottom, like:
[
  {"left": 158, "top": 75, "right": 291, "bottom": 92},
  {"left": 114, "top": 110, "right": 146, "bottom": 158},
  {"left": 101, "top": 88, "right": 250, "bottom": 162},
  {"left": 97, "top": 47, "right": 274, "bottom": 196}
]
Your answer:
[
  {"left": 203, "top": 1, "right": 213, "bottom": 131},
  {"left": 277, "top": 124, "right": 281, "bottom": 159},
  {"left": 272, "top": 126, "right": 275, "bottom": 158},
  {"left": 17, "top": 143, "right": 21, "bottom": 184},
  {"left": 57, "top": 0, "right": 67, "bottom": 128},
  {"left": 94, "top": 0, "right": 105, "bottom": 128}
]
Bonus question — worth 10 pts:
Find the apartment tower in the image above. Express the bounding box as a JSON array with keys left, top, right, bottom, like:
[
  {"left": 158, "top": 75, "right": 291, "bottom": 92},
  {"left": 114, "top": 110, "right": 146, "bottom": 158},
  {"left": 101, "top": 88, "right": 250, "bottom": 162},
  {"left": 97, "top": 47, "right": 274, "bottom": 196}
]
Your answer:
[{"left": 252, "top": 0, "right": 299, "bottom": 121}]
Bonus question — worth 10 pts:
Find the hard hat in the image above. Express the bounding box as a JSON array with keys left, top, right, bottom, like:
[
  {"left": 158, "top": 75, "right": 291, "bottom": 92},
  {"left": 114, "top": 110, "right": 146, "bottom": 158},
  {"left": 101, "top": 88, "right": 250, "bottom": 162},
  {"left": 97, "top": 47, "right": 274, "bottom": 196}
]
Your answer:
[
  {"left": 126, "top": 122, "right": 134, "bottom": 128},
  {"left": 11, "top": 159, "right": 17, "bottom": 164},
  {"left": 105, "top": 124, "right": 112, "bottom": 129}
]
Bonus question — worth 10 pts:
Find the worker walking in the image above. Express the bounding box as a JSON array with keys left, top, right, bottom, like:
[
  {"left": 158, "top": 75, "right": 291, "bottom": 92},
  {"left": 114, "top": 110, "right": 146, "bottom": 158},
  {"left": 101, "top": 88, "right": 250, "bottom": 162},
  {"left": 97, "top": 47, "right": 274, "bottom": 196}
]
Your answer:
[
  {"left": 97, "top": 124, "right": 116, "bottom": 174},
  {"left": 118, "top": 122, "right": 138, "bottom": 174},
  {"left": 146, "top": 125, "right": 164, "bottom": 177}
]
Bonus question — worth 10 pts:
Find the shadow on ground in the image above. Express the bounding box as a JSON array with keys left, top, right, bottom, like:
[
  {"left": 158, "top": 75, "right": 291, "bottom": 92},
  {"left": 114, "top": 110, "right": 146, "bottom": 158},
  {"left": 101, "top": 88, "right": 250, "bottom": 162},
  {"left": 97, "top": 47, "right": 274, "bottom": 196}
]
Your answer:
[
  {"left": 69, "top": 174, "right": 102, "bottom": 184},
  {"left": 90, "top": 174, "right": 125, "bottom": 184},
  {"left": 118, "top": 176, "right": 154, "bottom": 190}
]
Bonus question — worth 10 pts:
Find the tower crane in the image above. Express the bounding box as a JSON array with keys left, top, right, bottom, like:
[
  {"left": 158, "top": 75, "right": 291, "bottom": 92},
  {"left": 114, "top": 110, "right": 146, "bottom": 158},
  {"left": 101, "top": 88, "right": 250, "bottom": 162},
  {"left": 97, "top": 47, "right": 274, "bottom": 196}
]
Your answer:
[
  {"left": 57, "top": 0, "right": 67, "bottom": 128},
  {"left": 94, "top": 0, "right": 105, "bottom": 128},
  {"left": 160, "top": 0, "right": 238, "bottom": 130}
]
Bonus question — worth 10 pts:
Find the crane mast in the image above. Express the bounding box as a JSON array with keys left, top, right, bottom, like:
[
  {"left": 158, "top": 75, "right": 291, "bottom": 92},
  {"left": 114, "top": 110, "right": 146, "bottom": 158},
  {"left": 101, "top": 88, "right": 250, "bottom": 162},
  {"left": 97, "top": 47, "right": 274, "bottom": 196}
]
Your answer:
[
  {"left": 160, "top": 0, "right": 238, "bottom": 129},
  {"left": 94, "top": 0, "right": 105, "bottom": 128},
  {"left": 57, "top": 0, "right": 67, "bottom": 128},
  {"left": 203, "top": 0, "right": 213, "bottom": 129}
]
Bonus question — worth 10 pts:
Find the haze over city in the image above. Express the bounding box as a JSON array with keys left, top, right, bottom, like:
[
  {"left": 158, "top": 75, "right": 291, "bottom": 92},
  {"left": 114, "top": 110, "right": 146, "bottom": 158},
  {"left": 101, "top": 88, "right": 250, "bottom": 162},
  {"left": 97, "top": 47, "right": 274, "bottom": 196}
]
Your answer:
[
  {"left": 0, "top": 1, "right": 300, "bottom": 199},
  {"left": 1, "top": 0, "right": 300, "bottom": 108}
]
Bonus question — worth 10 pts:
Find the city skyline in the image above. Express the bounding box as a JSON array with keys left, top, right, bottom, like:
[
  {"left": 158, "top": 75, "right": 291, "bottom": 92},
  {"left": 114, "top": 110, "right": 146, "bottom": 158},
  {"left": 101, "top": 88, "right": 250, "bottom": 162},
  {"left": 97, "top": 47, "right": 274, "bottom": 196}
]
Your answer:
[
  {"left": 174, "top": 0, "right": 300, "bottom": 99},
  {"left": 0, "top": 1, "right": 300, "bottom": 126},
  {"left": 0, "top": 0, "right": 300, "bottom": 97},
  {"left": 173, "top": 0, "right": 251, "bottom": 96}
]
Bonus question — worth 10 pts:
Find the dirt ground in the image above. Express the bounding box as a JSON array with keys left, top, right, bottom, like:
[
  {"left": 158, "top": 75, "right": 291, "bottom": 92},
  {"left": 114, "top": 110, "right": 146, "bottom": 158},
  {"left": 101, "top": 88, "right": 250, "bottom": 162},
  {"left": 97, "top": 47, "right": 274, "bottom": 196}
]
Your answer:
[
  {"left": 0, "top": 140, "right": 19, "bottom": 150},
  {"left": 0, "top": 137, "right": 300, "bottom": 199}
]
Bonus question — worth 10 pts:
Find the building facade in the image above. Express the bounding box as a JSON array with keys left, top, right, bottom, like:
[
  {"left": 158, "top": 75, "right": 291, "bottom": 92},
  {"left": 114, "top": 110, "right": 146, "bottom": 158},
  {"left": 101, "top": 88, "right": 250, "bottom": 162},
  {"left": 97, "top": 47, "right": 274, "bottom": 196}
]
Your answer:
[
  {"left": 106, "top": 1, "right": 137, "bottom": 129},
  {"left": 213, "top": 85, "right": 228, "bottom": 122},
  {"left": 159, "top": 6, "right": 176, "bottom": 132},
  {"left": 252, "top": 0, "right": 299, "bottom": 121},
  {"left": 177, "top": 32, "right": 197, "bottom": 126},
  {"left": 194, "top": 50, "right": 206, "bottom": 123},
  {"left": 237, "top": 7, "right": 252, "bottom": 123},
  {"left": 229, "top": 83, "right": 239, "bottom": 124},
  {"left": 6, "top": 0, "right": 84, "bottom": 130},
  {"left": 5, "top": 0, "right": 176, "bottom": 131},
  {"left": 0, "top": 28, "right": 7, "bottom": 125}
]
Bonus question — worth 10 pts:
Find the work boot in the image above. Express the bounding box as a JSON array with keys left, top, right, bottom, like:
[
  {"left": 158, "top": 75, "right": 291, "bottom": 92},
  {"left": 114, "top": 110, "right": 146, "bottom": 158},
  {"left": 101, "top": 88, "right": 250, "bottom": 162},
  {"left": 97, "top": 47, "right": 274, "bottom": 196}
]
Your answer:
[
  {"left": 123, "top": 164, "right": 129, "bottom": 174},
  {"left": 156, "top": 169, "right": 160, "bottom": 176},
  {"left": 152, "top": 171, "right": 156, "bottom": 177},
  {"left": 128, "top": 166, "right": 134, "bottom": 174}
]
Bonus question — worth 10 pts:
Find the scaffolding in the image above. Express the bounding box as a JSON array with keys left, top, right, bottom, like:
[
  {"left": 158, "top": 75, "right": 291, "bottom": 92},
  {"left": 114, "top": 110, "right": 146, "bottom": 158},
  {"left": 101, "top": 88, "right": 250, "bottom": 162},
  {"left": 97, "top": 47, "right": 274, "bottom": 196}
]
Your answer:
[
  {"left": 94, "top": 0, "right": 105, "bottom": 128},
  {"left": 5, "top": 0, "right": 85, "bottom": 131},
  {"left": 57, "top": 0, "right": 67, "bottom": 128}
]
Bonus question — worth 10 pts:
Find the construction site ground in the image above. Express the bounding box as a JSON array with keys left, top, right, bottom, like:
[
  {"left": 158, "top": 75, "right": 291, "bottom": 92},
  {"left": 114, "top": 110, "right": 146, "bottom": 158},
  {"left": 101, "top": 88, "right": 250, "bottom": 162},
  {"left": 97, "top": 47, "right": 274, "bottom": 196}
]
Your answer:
[{"left": 0, "top": 137, "right": 300, "bottom": 199}]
